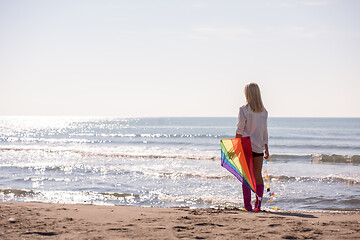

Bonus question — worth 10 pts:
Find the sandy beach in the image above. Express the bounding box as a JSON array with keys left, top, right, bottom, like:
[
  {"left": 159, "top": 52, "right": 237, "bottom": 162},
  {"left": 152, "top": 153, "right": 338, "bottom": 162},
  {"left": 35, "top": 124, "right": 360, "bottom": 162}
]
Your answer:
[{"left": 0, "top": 202, "right": 359, "bottom": 239}]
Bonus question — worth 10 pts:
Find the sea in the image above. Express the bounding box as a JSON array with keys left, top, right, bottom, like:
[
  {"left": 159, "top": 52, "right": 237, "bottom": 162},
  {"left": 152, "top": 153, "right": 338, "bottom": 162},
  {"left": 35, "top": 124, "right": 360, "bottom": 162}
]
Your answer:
[{"left": 0, "top": 117, "right": 359, "bottom": 212}]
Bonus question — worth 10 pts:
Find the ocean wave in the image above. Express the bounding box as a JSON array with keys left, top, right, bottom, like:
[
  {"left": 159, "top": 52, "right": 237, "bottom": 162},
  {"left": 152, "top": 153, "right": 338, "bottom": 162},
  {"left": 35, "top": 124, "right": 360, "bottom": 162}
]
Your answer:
[
  {"left": 1, "top": 146, "right": 360, "bottom": 165},
  {"left": 0, "top": 137, "right": 92, "bottom": 144},
  {"left": 311, "top": 154, "right": 360, "bottom": 165},
  {"left": 271, "top": 143, "right": 360, "bottom": 150},
  {"left": 270, "top": 154, "right": 311, "bottom": 160},
  {"left": 0, "top": 188, "right": 37, "bottom": 197},
  {"left": 0, "top": 164, "right": 234, "bottom": 181},
  {"left": 100, "top": 192, "right": 140, "bottom": 200},
  {"left": 156, "top": 195, "right": 237, "bottom": 206},
  {"left": 1, "top": 187, "right": 359, "bottom": 212},
  {"left": 4, "top": 162, "right": 358, "bottom": 185},
  {"left": 137, "top": 170, "right": 233, "bottom": 180},
  {"left": 270, "top": 135, "right": 360, "bottom": 141},
  {"left": 270, "top": 154, "right": 360, "bottom": 165},
  {"left": 270, "top": 175, "right": 360, "bottom": 185},
  {"left": 0, "top": 133, "right": 228, "bottom": 143},
  {"left": 0, "top": 188, "right": 141, "bottom": 204},
  {"left": 0, "top": 146, "right": 219, "bottom": 161},
  {"left": 154, "top": 173, "right": 360, "bottom": 185},
  {"left": 71, "top": 149, "right": 219, "bottom": 161}
]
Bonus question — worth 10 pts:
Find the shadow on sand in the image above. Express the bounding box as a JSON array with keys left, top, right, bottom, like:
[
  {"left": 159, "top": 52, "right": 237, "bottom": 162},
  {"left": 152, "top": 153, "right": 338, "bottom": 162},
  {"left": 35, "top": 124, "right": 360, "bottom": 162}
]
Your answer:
[
  {"left": 263, "top": 210, "right": 317, "bottom": 219},
  {"left": 192, "top": 207, "right": 318, "bottom": 219}
]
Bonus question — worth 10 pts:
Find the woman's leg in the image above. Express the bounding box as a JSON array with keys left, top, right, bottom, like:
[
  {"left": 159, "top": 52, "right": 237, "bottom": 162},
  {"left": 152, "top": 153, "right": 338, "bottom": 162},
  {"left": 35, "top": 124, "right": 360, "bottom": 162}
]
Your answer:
[
  {"left": 253, "top": 156, "right": 264, "bottom": 210},
  {"left": 253, "top": 156, "right": 264, "bottom": 185}
]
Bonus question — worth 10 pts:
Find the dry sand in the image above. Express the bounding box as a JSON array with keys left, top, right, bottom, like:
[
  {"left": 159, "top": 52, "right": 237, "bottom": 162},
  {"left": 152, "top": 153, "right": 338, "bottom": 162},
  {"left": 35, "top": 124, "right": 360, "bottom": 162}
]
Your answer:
[{"left": 0, "top": 201, "right": 359, "bottom": 239}]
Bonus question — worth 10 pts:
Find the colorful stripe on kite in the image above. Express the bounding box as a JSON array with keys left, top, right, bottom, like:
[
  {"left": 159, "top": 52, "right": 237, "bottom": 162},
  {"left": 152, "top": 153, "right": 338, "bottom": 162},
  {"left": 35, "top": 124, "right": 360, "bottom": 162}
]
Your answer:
[{"left": 220, "top": 137, "right": 257, "bottom": 193}]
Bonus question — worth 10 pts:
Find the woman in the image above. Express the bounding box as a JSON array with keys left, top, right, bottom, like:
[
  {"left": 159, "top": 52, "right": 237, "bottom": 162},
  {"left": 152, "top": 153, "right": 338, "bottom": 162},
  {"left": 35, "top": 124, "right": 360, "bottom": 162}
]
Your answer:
[{"left": 235, "top": 82, "right": 269, "bottom": 211}]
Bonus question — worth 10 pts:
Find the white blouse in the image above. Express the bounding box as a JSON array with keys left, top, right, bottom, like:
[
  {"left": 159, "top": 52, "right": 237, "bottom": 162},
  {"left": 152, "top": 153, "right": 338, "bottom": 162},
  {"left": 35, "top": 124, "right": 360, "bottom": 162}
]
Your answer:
[{"left": 236, "top": 105, "right": 268, "bottom": 153}]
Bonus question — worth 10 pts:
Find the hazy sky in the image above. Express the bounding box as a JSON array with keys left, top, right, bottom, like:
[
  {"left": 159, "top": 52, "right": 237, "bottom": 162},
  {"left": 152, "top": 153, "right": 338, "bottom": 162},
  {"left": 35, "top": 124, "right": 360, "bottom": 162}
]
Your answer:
[{"left": 1, "top": 0, "right": 359, "bottom": 117}]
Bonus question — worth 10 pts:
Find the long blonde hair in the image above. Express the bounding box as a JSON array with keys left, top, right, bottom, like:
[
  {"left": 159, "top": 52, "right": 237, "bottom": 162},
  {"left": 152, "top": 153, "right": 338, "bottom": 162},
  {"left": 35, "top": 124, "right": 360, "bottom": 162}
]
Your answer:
[{"left": 244, "top": 82, "right": 265, "bottom": 113}]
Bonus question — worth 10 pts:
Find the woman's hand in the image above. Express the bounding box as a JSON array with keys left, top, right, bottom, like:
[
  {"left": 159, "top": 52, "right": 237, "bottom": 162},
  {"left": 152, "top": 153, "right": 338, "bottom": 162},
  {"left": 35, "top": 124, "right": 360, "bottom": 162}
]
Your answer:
[
  {"left": 264, "top": 144, "right": 269, "bottom": 159},
  {"left": 264, "top": 149, "right": 269, "bottom": 159},
  {"left": 235, "top": 133, "right": 243, "bottom": 138}
]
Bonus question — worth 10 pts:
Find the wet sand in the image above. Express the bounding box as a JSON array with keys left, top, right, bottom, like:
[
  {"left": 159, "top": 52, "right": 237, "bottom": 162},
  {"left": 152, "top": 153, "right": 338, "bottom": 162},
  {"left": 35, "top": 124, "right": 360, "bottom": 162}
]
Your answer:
[{"left": 0, "top": 201, "right": 359, "bottom": 239}]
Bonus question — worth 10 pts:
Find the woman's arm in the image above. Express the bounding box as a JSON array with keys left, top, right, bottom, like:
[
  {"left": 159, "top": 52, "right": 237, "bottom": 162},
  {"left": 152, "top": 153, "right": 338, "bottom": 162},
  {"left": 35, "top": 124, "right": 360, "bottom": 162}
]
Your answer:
[
  {"left": 263, "top": 112, "right": 269, "bottom": 159},
  {"left": 236, "top": 107, "right": 246, "bottom": 137}
]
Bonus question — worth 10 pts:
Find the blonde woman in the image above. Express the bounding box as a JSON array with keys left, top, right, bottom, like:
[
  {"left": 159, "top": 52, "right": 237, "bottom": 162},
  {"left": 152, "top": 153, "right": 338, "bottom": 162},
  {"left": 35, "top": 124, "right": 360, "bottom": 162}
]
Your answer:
[{"left": 236, "top": 82, "right": 269, "bottom": 211}]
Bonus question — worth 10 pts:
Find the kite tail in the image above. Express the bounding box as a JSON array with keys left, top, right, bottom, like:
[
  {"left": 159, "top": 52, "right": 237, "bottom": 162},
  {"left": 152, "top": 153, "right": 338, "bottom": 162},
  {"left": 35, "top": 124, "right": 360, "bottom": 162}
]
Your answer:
[{"left": 262, "top": 159, "right": 277, "bottom": 210}]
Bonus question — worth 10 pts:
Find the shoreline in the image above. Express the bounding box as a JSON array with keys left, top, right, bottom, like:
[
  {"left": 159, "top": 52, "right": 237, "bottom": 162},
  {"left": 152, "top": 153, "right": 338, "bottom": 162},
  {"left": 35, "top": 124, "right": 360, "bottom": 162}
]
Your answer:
[{"left": 1, "top": 201, "right": 359, "bottom": 239}]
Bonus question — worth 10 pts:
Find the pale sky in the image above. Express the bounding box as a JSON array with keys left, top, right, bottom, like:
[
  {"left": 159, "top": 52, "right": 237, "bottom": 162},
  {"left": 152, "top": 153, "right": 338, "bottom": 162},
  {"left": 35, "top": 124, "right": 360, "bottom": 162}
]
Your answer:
[{"left": 1, "top": 0, "right": 359, "bottom": 117}]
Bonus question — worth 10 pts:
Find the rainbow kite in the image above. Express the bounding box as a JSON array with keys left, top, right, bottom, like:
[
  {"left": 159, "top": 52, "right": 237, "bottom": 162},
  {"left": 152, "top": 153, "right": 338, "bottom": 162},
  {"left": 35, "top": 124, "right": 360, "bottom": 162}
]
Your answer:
[{"left": 220, "top": 137, "right": 257, "bottom": 193}]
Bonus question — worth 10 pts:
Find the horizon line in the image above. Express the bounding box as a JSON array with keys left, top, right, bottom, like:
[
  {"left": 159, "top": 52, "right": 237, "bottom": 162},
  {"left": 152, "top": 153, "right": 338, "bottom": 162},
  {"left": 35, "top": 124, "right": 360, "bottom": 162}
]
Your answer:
[{"left": 0, "top": 115, "right": 359, "bottom": 119}]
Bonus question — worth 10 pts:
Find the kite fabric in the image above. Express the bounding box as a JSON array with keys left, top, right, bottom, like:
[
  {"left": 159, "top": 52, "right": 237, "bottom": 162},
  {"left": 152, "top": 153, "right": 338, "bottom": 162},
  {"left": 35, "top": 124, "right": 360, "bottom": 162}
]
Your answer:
[{"left": 220, "top": 137, "right": 257, "bottom": 193}]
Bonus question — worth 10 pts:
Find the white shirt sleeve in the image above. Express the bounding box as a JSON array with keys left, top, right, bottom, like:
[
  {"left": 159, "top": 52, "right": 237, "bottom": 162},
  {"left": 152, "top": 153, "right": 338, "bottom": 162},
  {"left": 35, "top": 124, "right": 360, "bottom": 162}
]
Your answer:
[
  {"left": 236, "top": 107, "right": 246, "bottom": 135},
  {"left": 263, "top": 117, "right": 268, "bottom": 144}
]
